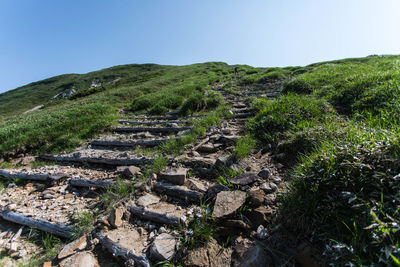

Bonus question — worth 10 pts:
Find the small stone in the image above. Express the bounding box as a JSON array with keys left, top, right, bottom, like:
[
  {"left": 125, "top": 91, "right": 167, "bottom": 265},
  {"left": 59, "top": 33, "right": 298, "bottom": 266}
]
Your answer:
[
  {"left": 42, "top": 261, "right": 52, "bottom": 267},
  {"left": 248, "top": 189, "right": 265, "bottom": 207},
  {"left": 206, "top": 184, "right": 229, "bottom": 200},
  {"left": 260, "top": 183, "right": 275, "bottom": 193},
  {"left": 187, "top": 179, "right": 207, "bottom": 193},
  {"left": 43, "top": 193, "right": 54, "bottom": 199},
  {"left": 248, "top": 206, "right": 273, "bottom": 227},
  {"left": 137, "top": 194, "right": 160, "bottom": 207},
  {"left": 256, "top": 225, "right": 268, "bottom": 240},
  {"left": 269, "top": 182, "right": 277, "bottom": 191},
  {"left": 149, "top": 233, "right": 176, "bottom": 261},
  {"left": 258, "top": 169, "right": 270, "bottom": 179},
  {"left": 123, "top": 210, "right": 131, "bottom": 221},
  {"left": 159, "top": 168, "right": 187, "bottom": 185},
  {"left": 64, "top": 193, "right": 74, "bottom": 199},
  {"left": 272, "top": 177, "right": 282, "bottom": 183},
  {"left": 24, "top": 183, "right": 34, "bottom": 190},
  {"left": 58, "top": 236, "right": 87, "bottom": 259},
  {"left": 18, "top": 156, "right": 35, "bottom": 165},
  {"left": 212, "top": 191, "right": 246, "bottom": 218},
  {"left": 230, "top": 173, "right": 259, "bottom": 186},
  {"left": 108, "top": 207, "right": 125, "bottom": 228},
  {"left": 117, "top": 166, "right": 141, "bottom": 178}
]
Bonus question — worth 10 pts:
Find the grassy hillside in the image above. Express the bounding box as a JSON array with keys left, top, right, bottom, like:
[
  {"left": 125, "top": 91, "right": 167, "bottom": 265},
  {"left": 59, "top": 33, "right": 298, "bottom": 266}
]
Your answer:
[
  {"left": 0, "top": 64, "right": 167, "bottom": 117},
  {"left": 247, "top": 55, "right": 400, "bottom": 265}
]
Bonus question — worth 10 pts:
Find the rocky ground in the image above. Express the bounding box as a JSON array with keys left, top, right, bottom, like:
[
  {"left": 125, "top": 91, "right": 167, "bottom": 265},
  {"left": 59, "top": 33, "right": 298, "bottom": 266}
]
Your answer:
[{"left": 0, "top": 85, "right": 319, "bottom": 266}]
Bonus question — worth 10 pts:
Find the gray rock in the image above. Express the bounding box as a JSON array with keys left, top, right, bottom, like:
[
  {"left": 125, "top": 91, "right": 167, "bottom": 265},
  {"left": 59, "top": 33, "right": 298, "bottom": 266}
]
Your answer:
[
  {"left": 212, "top": 191, "right": 246, "bottom": 218},
  {"left": 184, "top": 238, "right": 232, "bottom": 267},
  {"left": 117, "top": 166, "right": 141, "bottom": 178},
  {"left": 187, "top": 179, "right": 207, "bottom": 193},
  {"left": 231, "top": 173, "right": 259, "bottom": 186},
  {"left": 149, "top": 233, "right": 176, "bottom": 261},
  {"left": 58, "top": 236, "right": 87, "bottom": 259},
  {"left": 233, "top": 244, "right": 269, "bottom": 267},
  {"left": 258, "top": 169, "right": 270, "bottom": 179},
  {"left": 137, "top": 194, "right": 160, "bottom": 207},
  {"left": 108, "top": 207, "right": 125, "bottom": 228},
  {"left": 256, "top": 225, "right": 268, "bottom": 240},
  {"left": 159, "top": 168, "right": 187, "bottom": 185},
  {"left": 206, "top": 184, "right": 229, "bottom": 200},
  {"left": 59, "top": 251, "right": 98, "bottom": 267}
]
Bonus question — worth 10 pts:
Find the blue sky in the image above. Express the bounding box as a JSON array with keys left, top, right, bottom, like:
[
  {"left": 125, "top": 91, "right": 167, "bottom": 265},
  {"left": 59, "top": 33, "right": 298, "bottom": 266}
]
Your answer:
[{"left": 0, "top": 0, "right": 399, "bottom": 93}]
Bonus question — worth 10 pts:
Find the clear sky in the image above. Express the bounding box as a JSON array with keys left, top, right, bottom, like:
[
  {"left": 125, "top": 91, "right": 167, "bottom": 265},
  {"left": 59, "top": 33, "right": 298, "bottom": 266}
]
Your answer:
[{"left": 0, "top": 0, "right": 399, "bottom": 93}]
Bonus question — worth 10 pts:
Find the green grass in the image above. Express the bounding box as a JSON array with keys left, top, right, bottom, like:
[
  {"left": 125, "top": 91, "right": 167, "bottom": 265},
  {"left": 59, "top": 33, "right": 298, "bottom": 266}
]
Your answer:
[
  {"left": 71, "top": 211, "right": 96, "bottom": 237},
  {"left": 247, "top": 55, "right": 400, "bottom": 265},
  {"left": 0, "top": 62, "right": 234, "bottom": 158},
  {"left": 233, "top": 135, "right": 255, "bottom": 159}
]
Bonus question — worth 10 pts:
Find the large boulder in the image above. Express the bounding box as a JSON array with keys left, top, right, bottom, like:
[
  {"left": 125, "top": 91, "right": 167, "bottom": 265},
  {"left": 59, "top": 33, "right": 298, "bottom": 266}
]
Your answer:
[{"left": 212, "top": 191, "right": 246, "bottom": 219}]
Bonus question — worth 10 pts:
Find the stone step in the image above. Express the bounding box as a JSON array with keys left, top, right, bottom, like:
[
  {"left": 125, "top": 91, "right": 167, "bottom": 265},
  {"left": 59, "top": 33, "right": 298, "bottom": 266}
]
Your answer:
[
  {"left": 115, "top": 126, "right": 192, "bottom": 134},
  {"left": 39, "top": 154, "right": 152, "bottom": 167},
  {"left": 153, "top": 182, "right": 204, "bottom": 203},
  {"left": 232, "top": 108, "right": 250, "bottom": 113}
]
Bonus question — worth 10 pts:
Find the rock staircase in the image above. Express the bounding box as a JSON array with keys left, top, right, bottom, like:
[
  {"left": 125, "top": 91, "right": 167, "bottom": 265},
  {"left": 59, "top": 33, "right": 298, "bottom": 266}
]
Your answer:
[{"left": 0, "top": 87, "right": 293, "bottom": 266}]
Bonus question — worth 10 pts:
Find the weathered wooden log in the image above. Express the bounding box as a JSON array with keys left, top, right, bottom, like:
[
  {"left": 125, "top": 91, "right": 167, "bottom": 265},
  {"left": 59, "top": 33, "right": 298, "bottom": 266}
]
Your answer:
[
  {"left": 0, "top": 169, "right": 49, "bottom": 181},
  {"left": 183, "top": 157, "right": 216, "bottom": 169},
  {"left": 0, "top": 169, "right": 67, "bottom": 183},
  {"left": 69, "top": 179, "right": 115, "bottom": 189},
  {"left": 153, "top": 182, "right": 203, "bottom": 203},
  {"left": 94, "top": 231, "right": 150, "bottom": 267},
  {"left": 39, "top": 154, "right": 152, "bottom": 166},
  {"left": 129, "top": 206, "right": 181, "bottom": 225},
  {"left": 90, "top": 138, "right": 170, "bottom": 148},
  {"left": 115, "top": 126, "right": 192, "bottom": 134},
  {"left": 0, "top": 211, "right": 74, "bottom": 238},
  {"left": 118, "top": 120, "right": 189, "bottom": 125}
]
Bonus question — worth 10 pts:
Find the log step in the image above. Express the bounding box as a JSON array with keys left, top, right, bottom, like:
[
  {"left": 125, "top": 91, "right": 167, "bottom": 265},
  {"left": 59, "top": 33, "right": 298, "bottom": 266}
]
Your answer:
[
  {"left": 153, "top": 182, "right": 204, "bottom": 203},
  {"left": 69, "top": 179, "right": 115, "bottom": 189},
  {"left": 0, "top": 169, "right": 67, "bottom": 183},
  {"left": 129, "top": 203, "right": 186, "bottom": 225},
  {"left": 115, "top": 126, "right": 192, "bottom": 134},
  {"left": 90, "top": 138, "right": 173, "bottom": 149},
  {"left": 233, "top": 112, "right": 254, "bottom": 119},
  {"left": 118, "top": 119, "right": 190, "bottom": 125},
  {"left": 0, "top": 210, "right": 74, "bottom": 238},
  {"left": 39, "top": 154, "right": 152, "bottom": 166}
]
